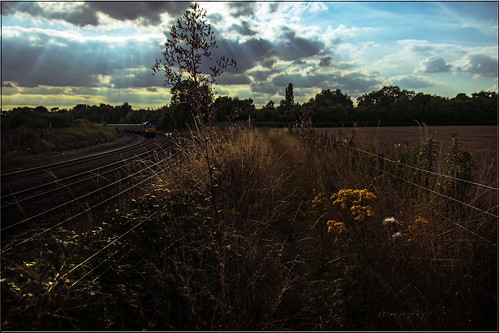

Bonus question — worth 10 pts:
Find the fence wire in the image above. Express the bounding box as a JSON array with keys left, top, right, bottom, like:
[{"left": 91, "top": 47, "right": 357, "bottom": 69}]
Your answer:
[
  {"left": 61, "top": 209, "right": 162, "bottom": 286},
  {"left": 347, "top": 145, "right": 498, "bottom": 191},
  {"left": 337, "top": 142, "right": 498, "bottom": 247},
  {"left": 340, "top": 144, "right": 498, "bottom": 219}
]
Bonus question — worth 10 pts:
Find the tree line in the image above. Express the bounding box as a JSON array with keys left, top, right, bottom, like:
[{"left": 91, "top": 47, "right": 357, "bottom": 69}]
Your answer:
[{"left": 1, "top": 84, "right": 496, "bottom": 131}]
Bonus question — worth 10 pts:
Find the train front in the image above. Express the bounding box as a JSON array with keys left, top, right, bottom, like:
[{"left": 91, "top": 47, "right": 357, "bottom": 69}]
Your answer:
[{"left": 142, "top": 121, "right": 156, "bottom": 137}]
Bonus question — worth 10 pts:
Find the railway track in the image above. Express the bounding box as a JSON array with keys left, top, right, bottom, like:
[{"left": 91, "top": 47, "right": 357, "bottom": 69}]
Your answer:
[
  {"left": 1, "top": 133, "right": 175, "bottom": 242},
  {"left": 1, "top": 133, "right": 147, "bottom": 181}
]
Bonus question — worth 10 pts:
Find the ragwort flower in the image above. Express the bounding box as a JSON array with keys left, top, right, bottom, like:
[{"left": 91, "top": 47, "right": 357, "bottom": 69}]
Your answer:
[
  {"left": 331, "top": 188, "right": 376, "bottom": 222},
  {"left": 311, "top": 192, "right": 328, "bottom": 211},
  {"left": 327, "top": 219, "right": 348, "bottom": 242},
  {"left": 408, "top": 216, "right": 429, "bottom": 232}
]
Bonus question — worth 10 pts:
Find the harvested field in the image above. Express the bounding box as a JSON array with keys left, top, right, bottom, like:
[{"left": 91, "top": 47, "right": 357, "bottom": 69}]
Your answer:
[{"left": 318, "top": 125, "right": 497, "bottom": 168}]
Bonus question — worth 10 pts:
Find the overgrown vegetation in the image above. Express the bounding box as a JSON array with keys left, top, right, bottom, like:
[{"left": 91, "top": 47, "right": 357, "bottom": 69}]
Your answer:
[
  {"left": 1, "top": 119, "right": 121, "bottom": 161},
  {"left": 2, "top": 127, "right": 496, "bottom": 330}
]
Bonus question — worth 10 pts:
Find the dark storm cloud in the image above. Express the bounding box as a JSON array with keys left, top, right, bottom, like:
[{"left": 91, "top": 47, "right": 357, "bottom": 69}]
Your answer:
[
  {"left": 319, "top": 57, "right": 333, "bottom": 67},
  {"left": 209, "top": 37, "right": 277, "bottom": 73},
  {"left": 214, "top": 72, "right": 252, "bottom": 85},
  {"left": 276, "top": 27, "right": 326, "bottom": 61},
  {"left": 231, "top": 21, "right": 257, "bottom": 36},
  {"left": 2, "top": 1, "right": 99, "bottom": 26},
  {"left": 262, "top": 58, "right": 277, "bottom": 69},
  {"left": 2, "top": 35, "right": 100, "bottom": 87},
  {"left": 291, "top": 60, "right": 307, "bottom": 66},
  {"left": 228, "top": 2, "right": 256, "bottom": 17},
  {"left": 271, "top": 73, "right": 330, "bottom": 89},
  {"left": 110, "top": 69, "right": 163, "bottom": 89},
  {"left": 87, "top": 2, "right": 191, "bottom": 26},
  {"left": 2, "top": 1, "right": 191, "bottom": 27},
  {"left": 1, "top": 29, "right": 162, "bottom": 88},
  {"left": 458, "top": 54, "right": 498, "bottom": 77},
  {"left": 332, "top": 72, "right": 381, "bottom": 94},
  {"left": 249, "top": 70, "right": 277, "bottom": 82},
  {"left": 416, "top": 57, "right": 452, "bottom": 73},
  {"left": 62, "top": 5, "right": 100, "bottom": 26}
]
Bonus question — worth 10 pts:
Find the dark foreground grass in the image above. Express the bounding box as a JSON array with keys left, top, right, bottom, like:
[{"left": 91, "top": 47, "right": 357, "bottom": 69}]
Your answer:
[{"left": 1, "top": 127, "right": 496, "bottom": 330}]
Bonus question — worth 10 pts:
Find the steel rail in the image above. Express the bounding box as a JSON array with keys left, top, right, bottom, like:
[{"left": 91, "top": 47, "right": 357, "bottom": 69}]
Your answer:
[
  {"left": 1, "top": 141, "right": 169, "bottom": 207},
  {"left": 2, "top": 151, "right": 179, "bottom": 253},
  {"left": 1, "top": 150, "right": 174, "bottom": 232},
  {"left": 1, "top": 134, "right": 148, "bottom": 180}
]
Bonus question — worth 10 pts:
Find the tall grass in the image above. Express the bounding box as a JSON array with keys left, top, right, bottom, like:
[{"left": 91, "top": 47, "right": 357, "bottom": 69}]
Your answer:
[{"left": 1, "top": 126, "right": 496, "bottom": 330}]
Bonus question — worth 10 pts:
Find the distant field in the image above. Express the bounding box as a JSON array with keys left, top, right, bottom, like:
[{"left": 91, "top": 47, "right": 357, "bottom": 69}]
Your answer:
[{"left": 317, "top": 125, "right": 497, "bottom": 166}]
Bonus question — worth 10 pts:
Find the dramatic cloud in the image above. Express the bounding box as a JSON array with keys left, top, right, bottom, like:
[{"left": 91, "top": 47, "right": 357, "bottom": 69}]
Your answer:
[
  {"left": 276, "top": 27, "right": 326, "bottom": 61},
  {"left": 1, "top": 1, "right": 497, "bottom": 109},
  {"left": 249, "top": 69, "right": 278, "bottom": 82},
  {"left": 2, "top": 2, "right": 99, "bottom": 26},
  {"left": 2, "top": 1, "right": 192, "bottom": 27},
  {"left": 209, "top": 37, "right": 277, "bottom": 73},
  {"left": 110, "top": 68, "right": 163, "bottom": 89},
  {"left": 214, "top": 72, "right": 252, "bottom": 86},
  {"left": 228, "top": 2, "right": 256, "bottom": 18},
  {"left": 415, "top": 57, "right": 452, "bottom": 73},
  {"left": 251, "top": 70, "right": 380, "bottom": 99},
  {"left": 1, "top": 27, "right": 162, "bottom": 88},
  {"left": 231, "top": 21, "right": 258, "bottom": 37},
  {"left": 319, "top": 57, "right": 333, "bottom": 67},
  {"left": 87, "top": 2, "right": 191, "bottom": 26},
  {"left": 456, "top": 54, "right": 498, "bottom": 78}
]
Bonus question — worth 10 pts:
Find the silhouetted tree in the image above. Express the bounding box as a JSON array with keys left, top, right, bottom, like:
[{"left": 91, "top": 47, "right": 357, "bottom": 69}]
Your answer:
[
  {"left": 152, "top": 3, "right": 237, "bottom": 126},
  {"left": 284, "top": 83, "right": 294, "bottom": 107},
  {"left": 211, "top": 96, "right": 255, "bottom": 122},
  {"left": 305, "top": 89, "right": 353, "bottom": 124}
]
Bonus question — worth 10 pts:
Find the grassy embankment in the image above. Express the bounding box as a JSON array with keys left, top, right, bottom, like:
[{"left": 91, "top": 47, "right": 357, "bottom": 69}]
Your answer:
[
  {"left": 1, "top": 119, "right": 122, "bottom": 166},
  {"left": 1, "top": 126, "right": 496, "bottom": 330}
]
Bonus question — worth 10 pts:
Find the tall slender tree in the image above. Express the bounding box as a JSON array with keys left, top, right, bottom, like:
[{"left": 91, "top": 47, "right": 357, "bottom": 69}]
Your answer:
[
  {"left": 152, "top": 3, "right": 237, "bottom": 125},
  {"left": 285, "top": 83, "right": 294, "bottom": 107}
]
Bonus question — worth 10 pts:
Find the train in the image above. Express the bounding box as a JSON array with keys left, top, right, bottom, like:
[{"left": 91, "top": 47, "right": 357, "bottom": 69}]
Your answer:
[{"left": 109, "top": 121, "right": 156, "bottom": 137}]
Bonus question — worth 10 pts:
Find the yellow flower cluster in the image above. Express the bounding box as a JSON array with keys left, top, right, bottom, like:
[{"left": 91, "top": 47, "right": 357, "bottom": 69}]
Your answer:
[
  {"left": 331, "top": 189, "right": 376, "bottom": 222},
  {"left": 311, "top": 192, "right": 328, "bottom": 210},
  {"left": 327, "top": 220, "right": 348, "bottom": 241},
  {"left": 327, "top": 220, "right": 348, "bottom": 234},
  {"left": 408, "top": 216, "right": 429, "bottom": 232}
]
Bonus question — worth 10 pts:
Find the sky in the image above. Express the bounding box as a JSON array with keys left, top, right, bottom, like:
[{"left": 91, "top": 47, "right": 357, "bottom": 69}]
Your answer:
[{"left": 1, "top": 0, "right": 498, "bottom": 110}]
